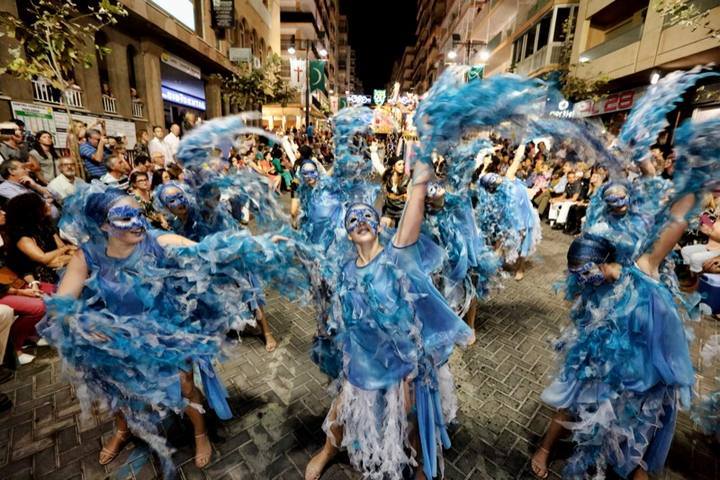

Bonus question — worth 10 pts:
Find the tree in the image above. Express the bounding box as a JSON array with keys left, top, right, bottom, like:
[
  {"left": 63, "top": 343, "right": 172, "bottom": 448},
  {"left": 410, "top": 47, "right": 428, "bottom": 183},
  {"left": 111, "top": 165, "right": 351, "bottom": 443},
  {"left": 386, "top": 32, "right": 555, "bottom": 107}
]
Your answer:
[
  {"left": 219, "top": 53, "right": 296, "bottom": 112},
  {"left": 554, "top": 16, "right": 609, "bottom": 102},
  {"left": 653, "top": 0, "right": 720, "bottom": 40},
  {"left": 0, "top": 0, "right": 128, "bottom": 176}
]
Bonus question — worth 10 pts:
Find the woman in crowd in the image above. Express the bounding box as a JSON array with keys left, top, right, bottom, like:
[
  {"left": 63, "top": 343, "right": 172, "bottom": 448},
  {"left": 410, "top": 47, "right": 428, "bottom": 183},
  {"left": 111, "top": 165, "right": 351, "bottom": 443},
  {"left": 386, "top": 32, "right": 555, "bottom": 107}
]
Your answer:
[
  {"left": 29, "top": 130, "right": 59, "bottom": 183},
  {"left": 380, "top": 156, "right": 410, "bottom": 228},
  {"left": 133, "top": 130, "right": 150, "bottom": 159},
  {"left": 166, "top": 163, "right": 185, "bottom": 182},
  {"left": 305, "top": 161, "right": 471, "bottom": 480},
  {"left": 129, "top": 171, "right": 169, "bottom": 230},
  {"left": 5, "top": 193, "right": 74, "bottom": 285},
  {"left": 151, "top": 168, "right": 170, "bottom": 190}
]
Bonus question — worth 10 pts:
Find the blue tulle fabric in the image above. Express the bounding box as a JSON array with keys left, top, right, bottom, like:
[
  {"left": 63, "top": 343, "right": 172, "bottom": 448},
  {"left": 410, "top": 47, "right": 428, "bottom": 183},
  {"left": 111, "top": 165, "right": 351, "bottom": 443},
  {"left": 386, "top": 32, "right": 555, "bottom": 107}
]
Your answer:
[
  {"left": 543, "top": 265, "right": 694, "bottom": 478},
  {"left": 424, "top": 192, "right": 500, "bottom": 313},
  {"left": 39, "top": 228, "right": 298, "bottom": 475}
]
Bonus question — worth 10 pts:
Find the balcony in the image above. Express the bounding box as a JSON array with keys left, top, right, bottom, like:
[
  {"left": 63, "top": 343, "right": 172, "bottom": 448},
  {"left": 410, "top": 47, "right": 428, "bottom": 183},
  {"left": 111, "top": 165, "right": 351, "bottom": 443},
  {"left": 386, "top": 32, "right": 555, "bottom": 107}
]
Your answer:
[
  {"left": 579, "top": 23, "right": 643, "bottom": 63},
  {"left": 514, "top": 42, "right": 564, "bottom": 76},
  {"left": 132, "top": 100, "right": 144, "bottom": 119},
  {"left": 32, "top": 78, "right": 84, "bottom": 109},
  {"left": 102, "top": 94, "right": 118, "bottom": 114}
]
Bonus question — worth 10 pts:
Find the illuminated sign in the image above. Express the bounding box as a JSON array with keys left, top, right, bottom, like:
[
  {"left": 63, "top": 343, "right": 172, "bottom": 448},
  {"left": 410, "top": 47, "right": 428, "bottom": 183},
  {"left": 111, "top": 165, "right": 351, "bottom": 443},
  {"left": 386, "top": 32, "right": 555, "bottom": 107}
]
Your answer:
[
  {"left": 549, "top": 99, "right": 575, "bottom": 119},
  {"left": 161, "top": 86, "right": 206, "bottom": 111},
  {"left": 347, "top": 94, "right": 371, "bottom": 106},
  {"left": 573, "top": 88, "right": 644, "bottom": 117},
  {"left": 373, "top": 89, "right": 386, "bottom": 106}
]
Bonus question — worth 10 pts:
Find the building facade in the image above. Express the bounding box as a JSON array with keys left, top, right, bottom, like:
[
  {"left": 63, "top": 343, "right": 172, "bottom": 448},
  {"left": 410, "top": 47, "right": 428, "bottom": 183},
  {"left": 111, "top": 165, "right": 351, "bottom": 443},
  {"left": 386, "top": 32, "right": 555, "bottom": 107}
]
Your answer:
[{"left": 0, "top": 0, "right": 280, "bottom": 149}]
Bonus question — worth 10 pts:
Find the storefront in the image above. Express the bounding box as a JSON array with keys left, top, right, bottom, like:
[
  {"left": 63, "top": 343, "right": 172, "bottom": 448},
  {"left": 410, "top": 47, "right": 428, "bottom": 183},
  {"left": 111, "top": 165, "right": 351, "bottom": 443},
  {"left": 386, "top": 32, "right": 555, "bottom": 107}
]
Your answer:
[
  {"left": 160, "top": 52, "right": 207, "bottom": 127},
  {"left": 571, "top": 87, "right": 645, "bottom": 135},
  {"left": 692, "top": 80, "right": 720, "bottom": 122}
]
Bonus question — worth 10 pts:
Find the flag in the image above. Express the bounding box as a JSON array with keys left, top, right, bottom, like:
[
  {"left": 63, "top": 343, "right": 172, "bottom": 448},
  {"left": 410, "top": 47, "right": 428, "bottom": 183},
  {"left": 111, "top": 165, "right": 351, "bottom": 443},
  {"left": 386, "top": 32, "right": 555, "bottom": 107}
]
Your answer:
[
  {"left": 289, "top": 58, "right": 306, "bottom": 92},
  {"left": 467, "top": 65, "right": 485, "bottom": 82},
  {"left": 339, "top": 97, "right": 348, "bottom": 109},
  {"left": 309, "top": 60, "right": 326, "bottom": 93}
]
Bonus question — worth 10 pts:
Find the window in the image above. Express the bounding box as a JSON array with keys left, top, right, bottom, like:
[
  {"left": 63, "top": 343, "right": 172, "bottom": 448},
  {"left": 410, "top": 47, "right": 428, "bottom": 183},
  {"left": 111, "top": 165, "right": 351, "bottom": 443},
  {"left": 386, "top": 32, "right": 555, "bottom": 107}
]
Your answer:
[
  {"left": 127, "top": 45, "right": 138, "bottom": 89},
  {"left": 554, "top": 7, "right": 571, "bottom": 42},
  {"left": 537, "top": 14, "right": 552, "bottom": 49}
]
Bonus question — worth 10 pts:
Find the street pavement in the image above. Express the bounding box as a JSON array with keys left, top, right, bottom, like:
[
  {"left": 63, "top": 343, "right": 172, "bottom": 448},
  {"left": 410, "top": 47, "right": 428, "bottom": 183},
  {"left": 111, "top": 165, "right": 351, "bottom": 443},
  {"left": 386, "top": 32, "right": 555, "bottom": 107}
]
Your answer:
[{"left": 0, "top": 225, "right": 717, "bottom": 479}]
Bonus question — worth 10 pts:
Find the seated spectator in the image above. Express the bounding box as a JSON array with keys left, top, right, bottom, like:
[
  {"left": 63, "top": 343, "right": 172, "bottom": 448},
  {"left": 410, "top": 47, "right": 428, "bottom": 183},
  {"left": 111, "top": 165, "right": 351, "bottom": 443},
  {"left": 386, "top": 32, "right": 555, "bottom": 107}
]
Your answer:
[
  {"left": 563, "top": 167, "right": 607, "bottom": 235},
  {"left": 548, "top": 170, "right": 583, "bottom": 229},
  {"left": 28, "top": 130, "right": 59, "bottom": 183},
  {"left": 0, "top": 160, "right": 57, "bottom": 216},
  {"left": 0, "top": 121, "right": 28, "bottom": 163},
  {"left": 129, "top": 171, "right": 168, "bottom": 230},
  {"left": 5, "top": 193, "right": 74, "bottom": 285},
  {"left": 80, "top": 129, "right": 109, "bottom": 180},
  {"left": 681, "top": 212, "right": 720, "bottom": 279},
  {"left": 100, "top": 155, "right": 130, "bottom": 190},
  {"left": 47, "top": 157, "right": 86, "bottom": 203},
  {"left": 166, "top": 163, "right": 185, "bottom": 183}
]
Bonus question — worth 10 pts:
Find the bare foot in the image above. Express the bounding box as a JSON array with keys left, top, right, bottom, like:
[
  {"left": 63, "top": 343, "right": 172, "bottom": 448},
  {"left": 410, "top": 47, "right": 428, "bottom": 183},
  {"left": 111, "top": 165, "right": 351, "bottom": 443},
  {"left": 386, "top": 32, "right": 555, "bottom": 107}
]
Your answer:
[
  {"left": 515, "top": 269, "right": 525, "bottom": 281},
  {"left": 264, "top": 333, "right": 278, "bottom": 352},
  {"left": 530, "top": 447, "right": 549, "bottom": 479},
  {"left": 194, "top": 432, "right": 212, "bottom": 468},
  {"left": 99, "top": 430, "right": 130, "bottom": 465},
  {"left": 467, "top": 330, "right": 477, "bottom": 346},
  {"left": 305, "top": 447, "right": 337, "bottom": 480},
  {"left": 632, "top": 468, "right": 649, "bottom": 480}
]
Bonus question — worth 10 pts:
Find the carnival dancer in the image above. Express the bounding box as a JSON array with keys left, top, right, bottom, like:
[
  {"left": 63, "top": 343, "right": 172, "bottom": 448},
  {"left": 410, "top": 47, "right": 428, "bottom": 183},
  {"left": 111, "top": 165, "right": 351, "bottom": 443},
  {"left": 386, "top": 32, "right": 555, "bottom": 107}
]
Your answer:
[
  {"left": 304, "top": 159, "right": 472, "bottom": 480},
  {"left": 39, "top": 185, "right": 293, "bottom": 475},
  {"left": 530, "top": 71, "right": 720, "bottom": 478}
]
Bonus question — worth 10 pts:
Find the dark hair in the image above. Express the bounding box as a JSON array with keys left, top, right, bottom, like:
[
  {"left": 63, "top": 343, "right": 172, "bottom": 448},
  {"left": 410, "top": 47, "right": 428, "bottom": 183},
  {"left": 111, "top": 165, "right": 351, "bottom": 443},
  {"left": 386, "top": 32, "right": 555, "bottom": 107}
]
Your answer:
[
  {"left": 11, "top": 118, "right": 25, "bottom": 128},
  {"left": 382, "top": 156, "right": 404, "bottom": 182},
  {"left": 151, "top": 168, "right": 167, "bottom": 189},
  {"left": 0, "top": 160, "right": 21, "bottom": 179},
  {"left": 6, "top": 193, "right": 48, "bottom": 240},
  {"left": 33, "top": 130, "right": 59, "bottom": 159},
  {"left": 129, "top": 170, "right": 149, "bottom": 185},
  {"left": 134, "top": 155, "right": 150, "bottom": 166},
  {"left": 298, "top": 145, "right": 312, "bottom": 159},
  {"left": 84, "top": 189, "right": 126, "bottom": 227}
]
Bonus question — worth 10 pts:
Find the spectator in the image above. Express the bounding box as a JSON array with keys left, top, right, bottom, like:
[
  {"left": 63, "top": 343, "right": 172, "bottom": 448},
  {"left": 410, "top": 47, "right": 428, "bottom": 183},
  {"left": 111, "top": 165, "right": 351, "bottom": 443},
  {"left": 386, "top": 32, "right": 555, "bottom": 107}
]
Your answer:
[
  {"left": 182, "top": 112, "right": 197, "bottom": 135},
  {"left": 548, "top": 170, "right": 583, "bottom": 229},
  {"left": 151, "top": 168, "right": 171, "bottom": 189},
  {"left": 164, "top": 123, "right": 181, "bottom": 159},
  {"left": 148, "top": 125, "right": 172, "bottom": 167},
  {"left": 0, "top": 122, "right": 27, "bottom": 163},
  {"left": 28, "top": 130, "right": 59, "bottom": 182},
  {"left": 100, "top": 155, "right": 131, "bottom": 190},
  {"left": 270, "top": 146, "right": 293, "bottom": 191},
  {"left": 5, "top": 193, "right": 73, "bottom": 286},
  {"left": 129, "top": 171, "right": 168, "bottom": 230},
  {"left": 80, "top": 129, "right": 109, "bottom": 180},
  {"left": 681, "top": 212, "right": 720, "bottom": 280},
  {"left": 563, "top": 168, "right": 607, "bottom": 235},
  {"left": 47, "top": 157, "right": 86, "bottom": 203},
  {"left": 306, "top": 123, "right": 314, "bottom": 144},
  {"left": 0, "top": 160, "right": 53, "bottom": 208},
  {"left": 381, "top": 157, "right": 410, "bottom": 228},
  {"left": 166, "top": 163, "right": 185, "bottom": 182},
  {"left": 0, "top": 304, "right": 13, "bottom": 380},
  {"left": 133, "top": 130, "right": 150, "bottom": 159},
  {"left": 132, "top": 154, "right": 152, "bottom": 174}
]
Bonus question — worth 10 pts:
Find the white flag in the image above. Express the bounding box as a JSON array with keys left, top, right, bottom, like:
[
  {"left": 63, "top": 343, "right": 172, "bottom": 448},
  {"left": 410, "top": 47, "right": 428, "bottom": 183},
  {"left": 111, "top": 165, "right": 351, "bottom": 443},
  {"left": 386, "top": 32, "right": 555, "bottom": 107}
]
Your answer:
[{"left": 289, "top": 58, "right": 306, "bottom": 92}]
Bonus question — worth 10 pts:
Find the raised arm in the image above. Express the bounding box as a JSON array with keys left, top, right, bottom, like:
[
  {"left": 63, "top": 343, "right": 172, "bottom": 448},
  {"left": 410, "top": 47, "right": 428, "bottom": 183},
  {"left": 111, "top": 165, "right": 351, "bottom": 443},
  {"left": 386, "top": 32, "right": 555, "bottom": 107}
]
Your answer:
[
  {"left": 637, "top": 193, "right": 696, "bottom": 277},
  {"left": 157, "top": 233, "right": 197, "bottom": 248},
  {"left": 505, "top": 144, "right": 526, "bottom": 181},
  {"left": 394, "top": 161, "right": 433, "bottom": 247}
]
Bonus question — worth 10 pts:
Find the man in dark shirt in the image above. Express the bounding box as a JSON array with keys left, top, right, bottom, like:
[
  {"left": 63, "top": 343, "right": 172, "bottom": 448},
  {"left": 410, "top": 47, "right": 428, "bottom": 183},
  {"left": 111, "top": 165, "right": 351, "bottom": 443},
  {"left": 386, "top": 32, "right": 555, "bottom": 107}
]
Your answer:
[{"left": 548, "top": 171, "right": 582, "bottom": 229}]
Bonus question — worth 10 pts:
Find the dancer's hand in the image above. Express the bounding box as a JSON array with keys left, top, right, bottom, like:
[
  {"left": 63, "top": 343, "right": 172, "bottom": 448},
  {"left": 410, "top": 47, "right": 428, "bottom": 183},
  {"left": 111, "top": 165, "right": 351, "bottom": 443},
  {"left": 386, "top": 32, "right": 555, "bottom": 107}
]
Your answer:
[
  {"left": 271, "top": 235, "right": 290, "bottom": 244},
  {"left": 88, "top": 331, "right": 110, "bottom": 342}
]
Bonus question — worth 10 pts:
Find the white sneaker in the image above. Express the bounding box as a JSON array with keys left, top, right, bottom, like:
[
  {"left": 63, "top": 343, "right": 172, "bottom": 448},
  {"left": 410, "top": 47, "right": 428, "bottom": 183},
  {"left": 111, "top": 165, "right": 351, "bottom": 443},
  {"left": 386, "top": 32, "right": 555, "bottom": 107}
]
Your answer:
[
  {"left": 17, "top": 353, "right": 35, "bottom": 365},
  {"left": 36, "top": 338, "right": 49, "bottom": 347}
]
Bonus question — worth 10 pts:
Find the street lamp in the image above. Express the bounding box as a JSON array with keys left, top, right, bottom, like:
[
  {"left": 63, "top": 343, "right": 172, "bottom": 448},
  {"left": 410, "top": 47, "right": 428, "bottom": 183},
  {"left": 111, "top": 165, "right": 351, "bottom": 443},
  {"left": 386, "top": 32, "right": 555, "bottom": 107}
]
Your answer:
[
  {"left": 447, "top": 50, "right": 458, "bottom": 61},
  {"left": 287, "top": 46, "right": 296, "bottom": 56},
  {"left": 650, "top": 71, "right": 661, "bottom": 85},
  {"left": 319, "top": 48, "right": 328, "bottom": 58},
  {"left": 451, "top": 33, "right": 487, "bottom": 66},
  {"left": 479, "top": 48, "right": 490, "bottom": 62}
]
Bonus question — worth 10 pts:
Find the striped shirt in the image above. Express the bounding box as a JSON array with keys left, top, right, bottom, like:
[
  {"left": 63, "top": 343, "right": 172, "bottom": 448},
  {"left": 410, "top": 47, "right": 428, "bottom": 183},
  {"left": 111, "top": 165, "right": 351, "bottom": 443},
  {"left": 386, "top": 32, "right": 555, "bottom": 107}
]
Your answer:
[{"left": 79, "top": 143, "right": 107, "bottom": 180}]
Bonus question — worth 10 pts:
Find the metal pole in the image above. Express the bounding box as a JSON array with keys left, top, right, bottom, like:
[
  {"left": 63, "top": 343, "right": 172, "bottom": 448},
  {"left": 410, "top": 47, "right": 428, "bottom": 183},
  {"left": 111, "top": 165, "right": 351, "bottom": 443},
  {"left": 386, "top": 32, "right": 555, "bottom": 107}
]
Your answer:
[{"left": 305, "top": 42, "right": 310, "bottom": 131}]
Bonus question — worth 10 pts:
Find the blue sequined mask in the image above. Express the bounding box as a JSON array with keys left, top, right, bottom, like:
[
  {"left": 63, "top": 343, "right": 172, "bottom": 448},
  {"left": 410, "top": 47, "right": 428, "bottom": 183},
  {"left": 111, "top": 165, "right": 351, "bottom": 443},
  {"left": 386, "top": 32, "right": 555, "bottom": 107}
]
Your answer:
[
  {"left": 480, "top": 173, "right": 501, "bottom": 192},
  {"left": 300, "top": 162, "right": 319, "bottom": 183},
  {"left": 570, "top": 261, "right": 606, "bottom": 286},
  {"left": 345, "top": 204, "right": 379, "bottom": 235},
  {"left": 107, "top": 205, "right": 147, "bottom": 233},
  {"left": 604, "top": 194, "right": 629, "bottom": 209},
  {"left": 160, "top": 190, "right": 190, "bottom": 211}
]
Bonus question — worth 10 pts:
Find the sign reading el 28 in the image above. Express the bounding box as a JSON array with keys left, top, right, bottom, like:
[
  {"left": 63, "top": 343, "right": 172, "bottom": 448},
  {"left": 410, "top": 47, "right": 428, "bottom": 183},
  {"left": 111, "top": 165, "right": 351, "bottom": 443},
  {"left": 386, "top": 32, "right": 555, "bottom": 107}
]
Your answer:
[{"left": 573, "top": 88, "right": 644, "bottom": 118}]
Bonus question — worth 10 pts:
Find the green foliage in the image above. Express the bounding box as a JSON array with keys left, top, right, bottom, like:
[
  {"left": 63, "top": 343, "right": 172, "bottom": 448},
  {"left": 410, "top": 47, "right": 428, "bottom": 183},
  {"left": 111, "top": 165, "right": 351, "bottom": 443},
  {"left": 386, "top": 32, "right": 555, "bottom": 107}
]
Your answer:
[
  {"left": 653, "top": 0, "right": 720, "bottom": 40},
  {"left": 219, "top": 53, "right": 297, "bottom": 110},
  {"left": 0, "top": 0, "right": 128, "bottom": 91},
  {"left": 556, "top": 16, "right": 609, "bottom": 101}
]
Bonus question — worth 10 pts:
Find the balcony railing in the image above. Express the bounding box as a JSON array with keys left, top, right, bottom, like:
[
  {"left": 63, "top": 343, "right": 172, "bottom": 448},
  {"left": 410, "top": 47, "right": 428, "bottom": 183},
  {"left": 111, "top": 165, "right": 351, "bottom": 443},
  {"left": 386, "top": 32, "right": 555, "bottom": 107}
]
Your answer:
[
  {"left": 102, "top": 94, "right": 117, "bottom": 114},
  {"left": 132, "top": 100, "right": 144, "bottom": 118},
  {"left": 579, "top": 23, "right": 643, "bottom": 62},
  {"left": 514, "top": 42, "right": 564, "bottom": 76},
  {"left": 32, "top": 78, "right": 84, "bottom": 108}
]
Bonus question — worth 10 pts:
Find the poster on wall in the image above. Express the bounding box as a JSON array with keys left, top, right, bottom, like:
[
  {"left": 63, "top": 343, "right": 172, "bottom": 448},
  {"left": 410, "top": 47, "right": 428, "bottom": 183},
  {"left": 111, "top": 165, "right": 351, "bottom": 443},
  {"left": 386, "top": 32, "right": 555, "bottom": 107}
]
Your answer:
[{"left": 11, "top": 101, "right": 137, "bottom": 149}]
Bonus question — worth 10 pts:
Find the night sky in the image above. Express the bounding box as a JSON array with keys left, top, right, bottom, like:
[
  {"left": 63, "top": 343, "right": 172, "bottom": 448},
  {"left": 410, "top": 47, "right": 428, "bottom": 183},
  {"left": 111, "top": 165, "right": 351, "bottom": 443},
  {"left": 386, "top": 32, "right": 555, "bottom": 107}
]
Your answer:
[{"left": 340, "top": 0, "right": 417, "bottom": 92}]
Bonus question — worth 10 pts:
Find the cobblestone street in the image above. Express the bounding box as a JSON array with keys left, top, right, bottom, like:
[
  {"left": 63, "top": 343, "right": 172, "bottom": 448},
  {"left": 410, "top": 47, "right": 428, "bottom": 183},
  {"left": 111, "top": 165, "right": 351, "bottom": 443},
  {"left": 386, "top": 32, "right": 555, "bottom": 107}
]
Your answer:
[{"left": 0, "top": 225, "right": 717, "bottom": 480}]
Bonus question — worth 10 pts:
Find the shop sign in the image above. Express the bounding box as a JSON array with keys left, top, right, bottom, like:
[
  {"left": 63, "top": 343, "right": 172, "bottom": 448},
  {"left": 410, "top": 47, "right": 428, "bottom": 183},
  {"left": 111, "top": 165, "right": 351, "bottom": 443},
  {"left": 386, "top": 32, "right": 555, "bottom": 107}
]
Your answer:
[
  {"left": 161, "top": 86, "right": 207, "bottom": 111},
  {"left": 211, "top": 0, "right": 234, "bottom": 29},
  {"left": 161, "top": 52, "right": 201, "bottom": 79},
  {"left": 549, "top": 100, "right": 575, "bottom": 119},
  {"left": 229, "top": 48, "right": 252, "bottom": 63},
  {"left": 347, "top": 94, "right": 371, "bottom": 106},
  {"left": 573, "top": 88, "right": 644, "bottom": 117}
]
